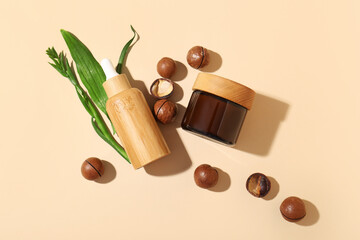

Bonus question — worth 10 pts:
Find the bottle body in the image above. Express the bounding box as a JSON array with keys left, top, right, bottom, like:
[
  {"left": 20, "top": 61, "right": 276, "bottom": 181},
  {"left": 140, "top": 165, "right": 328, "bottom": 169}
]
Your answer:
[{"left": 106, "top": 88, "right": 170, "bottom": 169}]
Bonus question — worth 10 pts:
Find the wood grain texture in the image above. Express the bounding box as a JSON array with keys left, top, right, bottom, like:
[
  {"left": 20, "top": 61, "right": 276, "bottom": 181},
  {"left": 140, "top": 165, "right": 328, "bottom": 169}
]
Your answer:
[
  {"left": 106, "top": 88, "right": 170, "bottom": 169},
  {"left": 103, "top": 74, "right": 132, "bottom": 98},
  {"left": 193, "top": 73, "right": 256, "bottom": 110}
]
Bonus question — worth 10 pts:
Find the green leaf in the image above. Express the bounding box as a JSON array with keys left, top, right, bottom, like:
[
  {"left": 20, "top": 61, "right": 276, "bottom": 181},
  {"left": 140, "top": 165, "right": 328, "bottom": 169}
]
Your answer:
[
  {"left": 91, "top": 117, "right": 130, "bottom": 163},
  {"left": 60, "top": 29, "right": 108, "bottom": 115},
  {"left": 46, "top": 46, "right": 129, "bottom": 163},
  {"left": 46, "top": 47, "right": 58, "bottom": 60},
  {"left": 91, "top": 117, "right": 107, "bottom": 140},
  {"left": 48, "top": 62, "right": 67, "bottom": 78},
  {"left": 64, "top": 60, "right": 79, "bottom": 85},
  {"left": 76, "top": 89, "right": 93, "bottom": 116},
  {"left": 116, "top": 25, "right": 137, "bottom": 73}
]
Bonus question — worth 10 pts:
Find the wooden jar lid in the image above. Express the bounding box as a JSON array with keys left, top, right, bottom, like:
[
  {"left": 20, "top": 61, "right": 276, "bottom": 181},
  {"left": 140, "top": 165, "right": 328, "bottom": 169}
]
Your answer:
[{"left": 192, "top": 73, "right": 256, "bottom": 110}]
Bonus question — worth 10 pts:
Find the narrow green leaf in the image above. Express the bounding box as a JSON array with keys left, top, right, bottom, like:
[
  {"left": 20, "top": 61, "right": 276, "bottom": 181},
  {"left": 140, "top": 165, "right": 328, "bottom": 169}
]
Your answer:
[
  {"left": 116, "top": 25, "right": 137, "bottom": 73},
  {"left": 76, "top": 90, "right": 93, "bottom": 116},
  {"left": 60, "top": 29, "right": 108, "bottom": 114},
  {"left": 46, "top": 47, "right": 58, "bottom": 60},
  {"left": 91, "top": 117, "right": 110, "bottom": 144},
  {"left": 48, "top": 62, "right": 67, "bottom": 78},
  {"left": 91, "top": 118, "right": 130, "bottom": 163},
  {"left": 64, "top": 59, "right": 79, "bottom": 85}
]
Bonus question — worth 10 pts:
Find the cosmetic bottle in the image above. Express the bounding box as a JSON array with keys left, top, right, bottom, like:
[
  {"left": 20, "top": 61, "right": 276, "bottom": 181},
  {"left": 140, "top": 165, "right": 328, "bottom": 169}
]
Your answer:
[
  {"left": 101, "top": 59, "right": 170, "bottom": 169},
  {"left": 182, "top": 73, "right": 255, "bottom": 146}
]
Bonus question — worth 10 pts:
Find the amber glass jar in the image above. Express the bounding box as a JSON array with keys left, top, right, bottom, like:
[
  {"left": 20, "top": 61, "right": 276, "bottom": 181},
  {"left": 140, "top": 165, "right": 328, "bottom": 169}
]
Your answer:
[{"left": 181, "top": 73, "right": 255, "bottom": 146}]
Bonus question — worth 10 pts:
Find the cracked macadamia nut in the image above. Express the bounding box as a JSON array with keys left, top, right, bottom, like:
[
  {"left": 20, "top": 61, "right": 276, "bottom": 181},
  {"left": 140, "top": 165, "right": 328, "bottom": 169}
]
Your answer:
[
  {"left": 150, "top": 78, "right": 174, "bottom": 99},
  {"left": 157, "top": 57, "right": 176, "bottom": 78},
  {"left": 246, "top": 173, "right": 271, "bottom": 198},
  {"left": 81, "top": 157, "right": 104, "bottom": 180},
  {"left": 187, "top": 46, "right": 209, "bottom": 69},
  {"left": 194, "top": 164, "right": 219, "bottom": 189},
  {"left": 280, "top": 196, "right": 306, "bottom": 222},
  {"left": 154, "top": 99, "right": 178, "bottom": 124}
]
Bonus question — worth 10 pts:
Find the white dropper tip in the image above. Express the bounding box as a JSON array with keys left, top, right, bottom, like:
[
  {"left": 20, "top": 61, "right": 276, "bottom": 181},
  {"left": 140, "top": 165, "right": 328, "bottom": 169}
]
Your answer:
[{"left": 101, "top": 58, "right": 119, "bottom": 80}]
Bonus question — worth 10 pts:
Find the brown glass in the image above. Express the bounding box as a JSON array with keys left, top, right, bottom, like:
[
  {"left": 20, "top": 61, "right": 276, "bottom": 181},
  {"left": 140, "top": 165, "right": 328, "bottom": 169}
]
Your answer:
[{"left": 181, "top": 90, "right": 247, "bottom": 145}]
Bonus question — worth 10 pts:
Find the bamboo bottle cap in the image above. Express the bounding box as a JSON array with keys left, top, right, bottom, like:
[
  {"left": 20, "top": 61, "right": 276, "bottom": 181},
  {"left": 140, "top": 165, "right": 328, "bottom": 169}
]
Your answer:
[
  {"left": 192, "top": 73, "right": 256, "bottom": 110},
  {"left": 103, "top": 74, "right": 132, "bottom": 98}
]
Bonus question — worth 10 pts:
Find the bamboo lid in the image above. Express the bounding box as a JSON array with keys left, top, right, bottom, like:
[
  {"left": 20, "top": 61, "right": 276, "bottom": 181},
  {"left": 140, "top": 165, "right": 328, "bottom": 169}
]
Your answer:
[{"left": 192, "top": 73, "right": 256, "bottom": 110}]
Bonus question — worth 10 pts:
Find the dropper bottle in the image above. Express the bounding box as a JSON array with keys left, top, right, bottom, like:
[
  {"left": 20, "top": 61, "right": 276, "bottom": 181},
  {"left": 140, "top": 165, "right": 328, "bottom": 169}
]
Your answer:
[{"left": 101, "top": 59, "right": 170, "bottom": 169}]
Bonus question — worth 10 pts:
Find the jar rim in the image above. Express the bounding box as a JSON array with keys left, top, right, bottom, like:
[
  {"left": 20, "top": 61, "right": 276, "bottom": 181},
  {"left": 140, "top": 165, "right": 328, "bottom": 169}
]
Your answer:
[{"left": 192, "top": 73, "right": 256, "bottom": 110}]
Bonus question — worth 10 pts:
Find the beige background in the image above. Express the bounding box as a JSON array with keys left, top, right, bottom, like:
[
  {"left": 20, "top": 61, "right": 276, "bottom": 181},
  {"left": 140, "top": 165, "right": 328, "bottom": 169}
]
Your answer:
[{"left": 1, "top": 0, "right": 359, "bottom": 239}]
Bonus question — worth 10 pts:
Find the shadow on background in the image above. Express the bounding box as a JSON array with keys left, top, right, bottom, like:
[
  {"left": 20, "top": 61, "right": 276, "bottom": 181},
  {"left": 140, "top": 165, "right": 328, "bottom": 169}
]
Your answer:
[
  {"left": 263, "top": 176, "right": 279, "bottom": 200},
  {"left": 144, "top": 120, "right": 192, "bottom": 176},
  {"left": 171, "top": 82, "right": 184, "bottom": 102},
  {"left": 202, "top": 50, "right": 222, "bottom": 73},
  {"left": 234, "top": 93, "right": 289, "bottom": 156},
  {"left": 173, "top": 104, "right": 186, "bottom": 127},
  {"left": 297, "top": 200, "right": 320, "bottom": 226},
  {"left": 172, "top": 61, "right": 188, "bottom": 81},
  {"left": 95, "top": 160, "right": 116, "bottom": 184},
  {"left": 209, "top": 168, "right": 231, "bottom": 192},
  {"left": 123, "top": 66, "right": 156, "bottom": 107}
]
